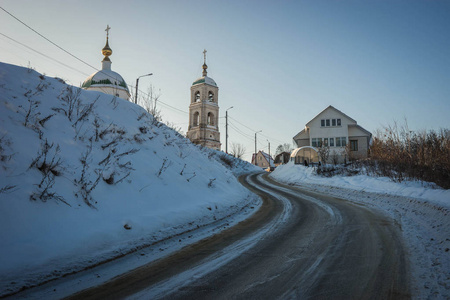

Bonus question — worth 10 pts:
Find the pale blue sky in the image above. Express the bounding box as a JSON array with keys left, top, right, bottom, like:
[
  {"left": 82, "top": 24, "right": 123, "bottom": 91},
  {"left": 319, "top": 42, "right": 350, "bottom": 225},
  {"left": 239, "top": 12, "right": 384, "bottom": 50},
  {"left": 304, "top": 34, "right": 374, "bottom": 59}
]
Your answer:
[{"left": 1, "top": 0, "right": 449, "bottom": 159}]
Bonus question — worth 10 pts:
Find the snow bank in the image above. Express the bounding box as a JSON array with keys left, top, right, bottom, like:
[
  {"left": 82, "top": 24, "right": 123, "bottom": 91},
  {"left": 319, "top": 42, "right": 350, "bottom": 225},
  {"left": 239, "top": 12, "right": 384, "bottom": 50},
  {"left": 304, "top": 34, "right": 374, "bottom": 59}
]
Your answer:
[
  {"left": 272, "top": 162, "right": 450, "bottom": 208},
  {"left": 0, "top": 62, "right": 260, "bottom": 296}
]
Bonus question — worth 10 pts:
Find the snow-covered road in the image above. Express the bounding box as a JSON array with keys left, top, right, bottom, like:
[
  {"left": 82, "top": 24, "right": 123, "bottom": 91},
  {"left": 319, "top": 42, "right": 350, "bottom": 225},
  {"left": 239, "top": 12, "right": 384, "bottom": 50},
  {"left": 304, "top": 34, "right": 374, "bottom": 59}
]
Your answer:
[{"left": 66, "top": 173, "right": 410, "bottom": 299}]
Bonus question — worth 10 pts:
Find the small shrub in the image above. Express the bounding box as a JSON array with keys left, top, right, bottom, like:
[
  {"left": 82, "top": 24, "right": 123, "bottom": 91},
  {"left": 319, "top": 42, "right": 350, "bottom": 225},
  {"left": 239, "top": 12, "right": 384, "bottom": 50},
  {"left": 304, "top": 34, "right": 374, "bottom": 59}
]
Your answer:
[{"left": 219, "top": 155, "right": 234, "bottom": 168}]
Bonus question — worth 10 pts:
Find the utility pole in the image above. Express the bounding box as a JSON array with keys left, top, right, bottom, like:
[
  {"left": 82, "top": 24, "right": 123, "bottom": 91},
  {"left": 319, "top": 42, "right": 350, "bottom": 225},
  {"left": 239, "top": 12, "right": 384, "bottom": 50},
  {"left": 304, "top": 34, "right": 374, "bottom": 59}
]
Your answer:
[
  {"left": 225, "top": 106, "right": 233, "bottom": 153},
  {"left": 135, "top": 73, "right": 153, "bottom": 104},
  {"left": 267, "top": 139, "right": 271, "bottom": 167},
  {"left": 254, "top": 130, "right": 262, "bottom": 165}
]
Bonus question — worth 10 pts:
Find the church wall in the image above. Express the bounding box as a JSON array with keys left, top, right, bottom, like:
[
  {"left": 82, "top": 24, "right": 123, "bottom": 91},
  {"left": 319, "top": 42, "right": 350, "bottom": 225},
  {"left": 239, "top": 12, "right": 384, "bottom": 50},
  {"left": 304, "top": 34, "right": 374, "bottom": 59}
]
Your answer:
[{"left": 85, "top": 86, "right": 130, "bottom": 101}]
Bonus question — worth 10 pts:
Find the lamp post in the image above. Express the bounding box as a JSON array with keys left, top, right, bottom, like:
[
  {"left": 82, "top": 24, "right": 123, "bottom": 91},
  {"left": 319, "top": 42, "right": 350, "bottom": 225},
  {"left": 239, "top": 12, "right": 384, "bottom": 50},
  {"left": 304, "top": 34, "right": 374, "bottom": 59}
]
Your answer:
[
  {"left": 254, "top": 130, "right": 262, "bottom": 165},
  {"left": 135, "top": 73, "right": 153, "bottom": 104},
  {"left": 225, "top": 106, "right": 233, "bottom": 154}
]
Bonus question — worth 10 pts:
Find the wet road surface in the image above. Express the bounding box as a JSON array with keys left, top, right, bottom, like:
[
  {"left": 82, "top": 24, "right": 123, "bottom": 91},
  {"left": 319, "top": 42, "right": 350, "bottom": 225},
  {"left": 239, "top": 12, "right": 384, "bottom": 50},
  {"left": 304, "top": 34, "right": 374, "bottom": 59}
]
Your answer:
[{"left": 67, "top": 173, "right": 410, "bottom": 300}]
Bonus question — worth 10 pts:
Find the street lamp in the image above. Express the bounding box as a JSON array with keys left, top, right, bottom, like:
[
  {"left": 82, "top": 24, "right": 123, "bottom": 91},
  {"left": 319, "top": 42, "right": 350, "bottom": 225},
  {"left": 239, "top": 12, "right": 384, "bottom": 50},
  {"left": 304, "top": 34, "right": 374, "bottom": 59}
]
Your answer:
[
  {"left": 254, "top": 130, "right": 262, "bottom": 165},
  {"left": 225, "top": 106, "right": 233, "bottom": 154},
  {"left": 135, "top": 73, "right": 153, "bottom": 104}
]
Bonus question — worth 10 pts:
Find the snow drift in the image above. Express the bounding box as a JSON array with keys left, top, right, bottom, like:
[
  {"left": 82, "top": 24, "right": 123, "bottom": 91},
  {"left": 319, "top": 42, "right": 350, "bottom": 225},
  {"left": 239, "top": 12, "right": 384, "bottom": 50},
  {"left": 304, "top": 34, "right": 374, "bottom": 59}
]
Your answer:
[{"left": 0, "top": 62, "right": 259, "bottom": 296}]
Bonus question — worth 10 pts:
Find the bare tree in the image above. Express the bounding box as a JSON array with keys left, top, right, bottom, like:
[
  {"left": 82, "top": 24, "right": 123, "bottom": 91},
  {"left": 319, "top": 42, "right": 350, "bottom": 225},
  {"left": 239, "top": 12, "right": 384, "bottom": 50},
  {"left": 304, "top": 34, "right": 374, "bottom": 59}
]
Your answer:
[
  {"left": 230, "top": 142, "right": 246, "bottom": 159},
  {"left": 317, "top": 145, "right": 330, "bottom": 164},
  {"left": 275, "top": 143, "right": 293, "bottom": 155},
  {"left": 140, "top": 84, "right": 162, "bottom": 122}
]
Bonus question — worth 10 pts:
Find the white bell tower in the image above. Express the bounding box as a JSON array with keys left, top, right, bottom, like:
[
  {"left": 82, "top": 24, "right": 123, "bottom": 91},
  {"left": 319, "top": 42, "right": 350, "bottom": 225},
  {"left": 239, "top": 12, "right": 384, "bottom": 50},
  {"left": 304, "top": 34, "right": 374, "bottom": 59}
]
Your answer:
[{"left": 186, "top": 50, "right": 221, "bottom": 150}]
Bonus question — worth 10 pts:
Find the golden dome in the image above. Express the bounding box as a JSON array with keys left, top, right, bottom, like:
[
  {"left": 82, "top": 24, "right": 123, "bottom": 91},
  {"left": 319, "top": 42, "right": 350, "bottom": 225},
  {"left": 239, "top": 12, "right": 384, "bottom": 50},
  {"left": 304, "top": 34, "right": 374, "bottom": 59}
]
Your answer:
[{"left": 102, "top": 38, "right": 112, "bottom": 57}]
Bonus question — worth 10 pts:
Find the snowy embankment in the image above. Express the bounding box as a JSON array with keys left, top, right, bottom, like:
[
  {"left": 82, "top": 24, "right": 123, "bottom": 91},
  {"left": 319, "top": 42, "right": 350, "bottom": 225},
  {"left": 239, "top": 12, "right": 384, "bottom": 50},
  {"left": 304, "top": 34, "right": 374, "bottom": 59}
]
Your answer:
[
  {"left": 271, "top": 162, "right": 450, "bottom": 299},
  {"left": 0, "top": 62, "right": 260, "bottom": 297}
]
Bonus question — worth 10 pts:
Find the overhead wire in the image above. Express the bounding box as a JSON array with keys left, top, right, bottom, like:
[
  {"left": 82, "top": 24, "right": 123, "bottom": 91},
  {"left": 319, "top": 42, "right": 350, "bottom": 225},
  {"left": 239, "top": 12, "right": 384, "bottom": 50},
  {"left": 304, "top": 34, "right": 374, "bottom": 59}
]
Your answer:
[
  {"left": 1, "top": 7, "right": 189, "bottom": 117},
  {"left": 1, "top": 7, "right": 287, "bottom": 137},
  {"left": 0, "top": 6, "right": 99, "bottom": 72},
  {"left": 0, "top": 32, "right": 90, "bottom": 77}
]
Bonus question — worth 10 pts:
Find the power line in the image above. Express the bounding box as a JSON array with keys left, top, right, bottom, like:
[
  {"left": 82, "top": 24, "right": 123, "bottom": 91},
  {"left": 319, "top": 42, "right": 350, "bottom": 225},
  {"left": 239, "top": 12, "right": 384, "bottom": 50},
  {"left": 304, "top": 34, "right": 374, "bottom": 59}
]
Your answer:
[
  {"left": 228, "top": 122, "right": 254, "bottom": 141},
  {"left": 229, "top": 116, "right": 287, "bottom": 145},
  {"left": 0, "top": 6, "right": 99, "bottom": 72},
  {"left": 0, "top": 32, "right": 90, "bottom": 77},
  {"left": 229, "top": 116, "right": 257, "bottom": 133},
  {"left": 1, "top": 7, "right": 188, "bottom": 117}
]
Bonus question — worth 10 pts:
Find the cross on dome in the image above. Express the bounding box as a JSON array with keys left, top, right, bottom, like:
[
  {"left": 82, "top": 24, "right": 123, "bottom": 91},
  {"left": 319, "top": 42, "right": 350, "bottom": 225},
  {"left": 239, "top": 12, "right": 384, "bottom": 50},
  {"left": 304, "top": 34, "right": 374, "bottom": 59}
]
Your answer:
[
  {"left": 105, "top": 25, "right": 111, "bottom": 38},
  {"left": 202, "top": 49, "right": 208, "bottom": 76},
  {"left": 102, "top": 25, "right": 113, "bottom": 60}
]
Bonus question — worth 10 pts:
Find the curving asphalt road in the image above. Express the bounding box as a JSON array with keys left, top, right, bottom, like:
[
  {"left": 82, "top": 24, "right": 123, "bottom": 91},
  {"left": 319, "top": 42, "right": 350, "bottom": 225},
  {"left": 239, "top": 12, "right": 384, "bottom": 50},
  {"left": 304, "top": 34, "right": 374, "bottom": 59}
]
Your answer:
[{"left": 67, "top": 173, "right": 410, "bottom": 300}]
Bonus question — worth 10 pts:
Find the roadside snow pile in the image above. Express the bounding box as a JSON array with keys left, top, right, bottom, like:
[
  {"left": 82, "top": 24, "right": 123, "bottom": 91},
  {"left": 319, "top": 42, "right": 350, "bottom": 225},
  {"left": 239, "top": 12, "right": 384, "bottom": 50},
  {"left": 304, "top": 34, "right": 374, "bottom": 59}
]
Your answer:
[
  {"left": 0, "top": 62, "right": 260, "bottom": 297},
  {"left": 272, "top": 162, "right": 450, "bottom": 207},
  {"left": 271, "top": 162, "right": 450, "bottom": 299}
]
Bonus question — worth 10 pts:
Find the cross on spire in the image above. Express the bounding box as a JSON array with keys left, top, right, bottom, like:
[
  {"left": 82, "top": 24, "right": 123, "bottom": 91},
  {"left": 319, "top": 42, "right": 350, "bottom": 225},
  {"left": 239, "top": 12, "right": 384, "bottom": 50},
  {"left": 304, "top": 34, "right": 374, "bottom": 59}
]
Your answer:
[
  {"left": 105, "top": 25, "right": 111, "bottom": 38},
  {"left": 203, "top": 49, "right": 207, "bottom": 64}
]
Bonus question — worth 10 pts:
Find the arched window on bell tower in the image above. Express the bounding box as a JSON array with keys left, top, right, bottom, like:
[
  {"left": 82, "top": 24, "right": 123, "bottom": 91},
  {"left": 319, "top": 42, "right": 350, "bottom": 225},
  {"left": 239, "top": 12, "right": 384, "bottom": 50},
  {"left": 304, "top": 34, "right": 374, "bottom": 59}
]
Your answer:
[
  {"left": 195, "top": 91, "right": 200, "bottom": 102},
  {"left": 207, "top": 112, "right": 215, "bottom": 126},
  {"left": 208, "top": 91, "right": 214, "bottom": 102},
  {"left": 193, "top": 111, "right": 199, "bottom": 126}
]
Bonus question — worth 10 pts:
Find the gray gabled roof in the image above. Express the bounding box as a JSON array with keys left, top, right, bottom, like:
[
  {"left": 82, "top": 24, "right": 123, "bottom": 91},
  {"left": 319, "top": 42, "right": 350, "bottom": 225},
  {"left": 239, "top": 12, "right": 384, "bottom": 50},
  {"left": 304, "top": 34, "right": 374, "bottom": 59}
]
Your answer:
[{"left": 305, "top": 105, "right": 357, "bottom": 127}]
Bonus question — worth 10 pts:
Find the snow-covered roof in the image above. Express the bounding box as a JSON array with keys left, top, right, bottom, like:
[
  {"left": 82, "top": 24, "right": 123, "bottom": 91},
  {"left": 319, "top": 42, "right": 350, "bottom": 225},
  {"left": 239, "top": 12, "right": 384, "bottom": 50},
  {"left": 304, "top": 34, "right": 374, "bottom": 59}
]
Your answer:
[
  {"left": 192, "top": 76, "right": 217, "bottom": 87},
  {"left": 82, "top": 68, "right": 129, "bottom": 92},
  {"left": 290, "top": 146, "right": 319, "bottom": 158}
]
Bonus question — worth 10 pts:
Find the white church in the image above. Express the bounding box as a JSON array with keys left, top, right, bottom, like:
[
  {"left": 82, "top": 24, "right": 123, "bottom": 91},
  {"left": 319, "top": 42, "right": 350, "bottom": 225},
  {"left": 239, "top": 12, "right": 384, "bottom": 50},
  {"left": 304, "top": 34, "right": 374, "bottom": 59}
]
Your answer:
[
  {"left": 81, "top": 28, "right": 222, "bottom": 151},
  {"left": 82, "top": 26, "right": 131, "bottom": 100}
]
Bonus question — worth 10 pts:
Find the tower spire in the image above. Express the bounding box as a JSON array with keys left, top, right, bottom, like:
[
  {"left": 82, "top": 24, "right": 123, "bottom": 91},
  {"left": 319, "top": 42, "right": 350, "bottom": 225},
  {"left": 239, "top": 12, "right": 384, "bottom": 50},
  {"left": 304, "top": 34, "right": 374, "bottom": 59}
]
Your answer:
[
  {"left": 102, "top": 25, "right": 112, "bottom": 62},
  {"left": 202, "top": 49, "right": 208, "bottom": 76}
]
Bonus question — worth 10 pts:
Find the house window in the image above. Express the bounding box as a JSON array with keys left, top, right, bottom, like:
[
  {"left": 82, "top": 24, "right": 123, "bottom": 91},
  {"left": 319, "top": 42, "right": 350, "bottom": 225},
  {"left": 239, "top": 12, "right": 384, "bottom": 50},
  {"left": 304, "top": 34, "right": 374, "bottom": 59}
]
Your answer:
[
  {"left": 326, "top": 119, "right": 330, "bottom": 126},
  {"left": 337, "top": 119, "right": 341, "bottom": 126},
  {"left": 336, "top": 137, "right": 346, "bottom": 147},
  {"left": 332, "top": 119, "right": 336, "bottom": 126},
  {"left": 321, "top": 119, "right": 325, "bottom": 127},
  {"left": 312, "top": 138, "right": 323, "bottom": 147},
  {"left": 323, "top": 138, "right": 328, "bottom": 147},
  {"left": 350, "top": 140, "right": 358, "bottom": 151},
  {"left": 329, "top": 138, "right": 334, "bottom": 147}
]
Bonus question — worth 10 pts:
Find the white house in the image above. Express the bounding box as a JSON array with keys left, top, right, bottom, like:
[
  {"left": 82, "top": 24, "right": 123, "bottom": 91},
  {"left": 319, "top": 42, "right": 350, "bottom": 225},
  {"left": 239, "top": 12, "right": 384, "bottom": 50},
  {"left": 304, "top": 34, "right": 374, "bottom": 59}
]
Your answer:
[{"left": 293, "top": 105, "right": 372, "bottom": 163}]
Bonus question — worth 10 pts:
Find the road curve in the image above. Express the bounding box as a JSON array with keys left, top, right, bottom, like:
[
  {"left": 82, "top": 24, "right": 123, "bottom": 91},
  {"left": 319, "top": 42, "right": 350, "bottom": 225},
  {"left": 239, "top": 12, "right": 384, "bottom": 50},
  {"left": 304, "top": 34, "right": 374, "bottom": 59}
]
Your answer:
[{"left": 67, "top": 173, "right": 410, "bottom": 300}]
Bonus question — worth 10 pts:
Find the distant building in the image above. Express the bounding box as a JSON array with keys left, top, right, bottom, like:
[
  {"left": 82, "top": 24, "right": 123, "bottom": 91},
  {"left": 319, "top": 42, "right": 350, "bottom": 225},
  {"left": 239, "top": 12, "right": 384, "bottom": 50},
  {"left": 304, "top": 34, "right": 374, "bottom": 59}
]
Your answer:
[
  {"left": 82, "top": 25, "right": 131, "bottom": 100},
  {"left": 274, "top": 152, "right": 291, "bottom": 166},
  {"left": 186, "top": 50, "right": 221, "bottom": 150},
  {"left": 252, "top": 151, "right": 274, "bottom": 169},
  {"left": 292, "top": 105, "right": 372, "bottom": 163}
]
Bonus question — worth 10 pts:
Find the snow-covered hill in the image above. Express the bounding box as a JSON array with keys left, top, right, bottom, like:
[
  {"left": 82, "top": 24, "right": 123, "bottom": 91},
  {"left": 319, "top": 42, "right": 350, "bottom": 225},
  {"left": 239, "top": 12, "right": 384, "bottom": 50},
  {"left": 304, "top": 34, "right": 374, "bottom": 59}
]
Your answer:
[{"left": 0, "top": 62, "right": 260, "bottom": 296}]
